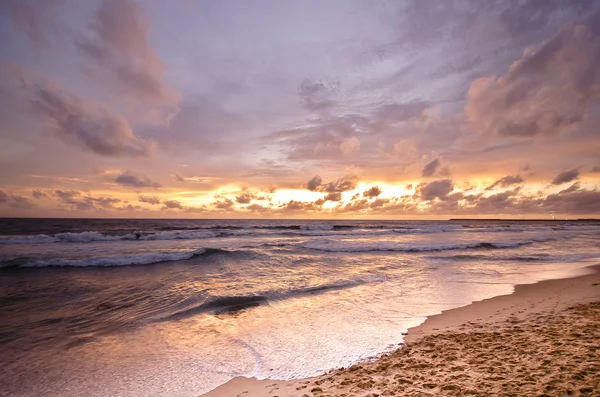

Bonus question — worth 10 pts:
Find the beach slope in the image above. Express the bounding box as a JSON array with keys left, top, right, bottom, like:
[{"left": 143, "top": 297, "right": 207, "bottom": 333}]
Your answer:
[{"left": 203, "top": 265, "right": 600, "bottom": 396}]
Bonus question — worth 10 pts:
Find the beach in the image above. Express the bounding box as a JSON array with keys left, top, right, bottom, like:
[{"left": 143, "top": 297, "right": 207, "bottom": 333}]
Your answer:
[{"left": 203, "top": 264, "right": 600, "bottom": 396}]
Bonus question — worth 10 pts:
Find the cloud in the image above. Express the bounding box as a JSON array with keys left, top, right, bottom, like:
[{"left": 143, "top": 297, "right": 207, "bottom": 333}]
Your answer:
[
  {"left": 541, "top": 188, "right": 600, "bottom": 214},
  {"left": 306, "top": 175, "right": 323, "bottom": 191},
  {"left": 30, "top": 84, "right": 155, "bottom": 157},
  {"left": 246, "top": 203, "right": 270, "bottom": 213},
  {"left": 55, "top": 189, "right": 81, "bottom": 202},
  {"left": 298, "top": 80, "right": 338, "bottom": 112},
  {"left": 0, "top": 190, "right": 34, "bottom": 209},
  {"left": 138, "top": 195, "right": 161, "bottom": 205},
  {"left": 174, "top": 173, "right": 186, "bottom": 182},
  {"left": 322, "top": 176, "right": 358, "bottom": 193},
  {"left": 363, "top": 186, "right": 382, "bottom": 198},
  {"left": 370, "top": 198, "right": 390, "bottom": 208},
  {"left": 6, "top": 1, "right": 43, "bottom": 44},
  {"left": 416, "top": 179, "right": 454, "bottom": 201},
  {"left": 466, "top": 23, "right": 600, "bottom": 137},
  {"left": 162, "top": 200, "right": 183, "bottom": 210},
  {"left": 54, "top": 189, "right": 121, "bottom": 210},
  {"left": 486, "top": 175, "right": 524, "bottom": 190},
  {"left": 243, "top": 159, "right": 296, "bottom": 178},
  {"left": 279, "top": 200, "right": 320, "bottom": 213},
  {"left": 235, "top": 192, "right": 256, "bottom": 204},
  {"left": 32, "top": 189, "right": 49, "bottom": 199},
  {"left": 339, "top": 136, "right": 360, "bottom": 157},
  {"left": 213, "top": 197, "right": 234, "bottom": 210},
  {"left": 591, "top": 166, "right": 600, "bottom": 173},
  {"left": 373, "top": 101, "right": 428, "bottom": 123},
  {"left": 114, "top": 170, "right": 161, "bottom": 188},
  {"left": 551, "top": 169, "right": 580, "bottom": 185},
  {"left": 324, "top": 192, "right": 342, "bottom": 201},
  {"left": 272, "top": 114, "right": 369, "bottom": 161},
  {"left": 559, "top": 182, "right": 580, "bottom": 194},
  {"left": 76, "top": 0, "right": 177, "bottom": 104},
  {"left": 421, "top": 158, "right": 441, "bottom": 177}
]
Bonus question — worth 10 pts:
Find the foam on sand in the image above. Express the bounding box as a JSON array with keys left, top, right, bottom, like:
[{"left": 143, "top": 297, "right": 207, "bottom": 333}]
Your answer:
[{"left": 203, "top": 265, "right": 600, "bottom": 397}]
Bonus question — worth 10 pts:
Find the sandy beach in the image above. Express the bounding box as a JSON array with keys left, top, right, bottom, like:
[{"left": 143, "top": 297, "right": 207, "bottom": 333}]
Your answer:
[{"left": 203, "top": 264, "right": 600, "bottom": 397}]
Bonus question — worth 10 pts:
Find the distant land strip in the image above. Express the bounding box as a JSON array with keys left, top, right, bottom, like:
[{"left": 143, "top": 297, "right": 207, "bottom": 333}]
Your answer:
[{"left": 448, "top": 218, "right": 599, "bottom": 221}]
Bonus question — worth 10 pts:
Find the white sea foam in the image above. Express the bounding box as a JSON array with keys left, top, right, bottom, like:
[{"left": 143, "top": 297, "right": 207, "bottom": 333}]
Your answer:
[
  {"left": 14, "top": 249, "right": 206, "bottom": 267},
  {"left": 0, "top": 230, "right": 218, "bottom": 244},
  {"left": 300, "top": 238, "right": 541, "bottom": 252},
  {"left": 299, "top": 225, "right": 335, "bottom": 231}
]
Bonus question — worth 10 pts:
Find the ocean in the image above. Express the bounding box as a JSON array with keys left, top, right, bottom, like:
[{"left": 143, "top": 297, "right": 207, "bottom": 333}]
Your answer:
[{"left": 1, "top": 218, "right": 599, "bottom": 396}]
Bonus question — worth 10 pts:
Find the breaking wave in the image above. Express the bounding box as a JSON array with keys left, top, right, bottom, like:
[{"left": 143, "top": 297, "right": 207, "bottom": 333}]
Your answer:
[
  {"left": 0, "top": 230, "right": 219, "bottom": 244},
  {"left": 165, "top": 279, "right": 367, "bottom": 319},
  {"left": 0, "top": 249, "right": 211, "bottom": 268},
  {"left": 299, "top": 238, "right": 560, "bottom": 253}
]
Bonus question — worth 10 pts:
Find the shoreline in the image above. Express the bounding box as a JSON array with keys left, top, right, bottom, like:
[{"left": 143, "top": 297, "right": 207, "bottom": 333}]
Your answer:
[{"left": 202, "top": 263, "right": 600, "bottom": 396}]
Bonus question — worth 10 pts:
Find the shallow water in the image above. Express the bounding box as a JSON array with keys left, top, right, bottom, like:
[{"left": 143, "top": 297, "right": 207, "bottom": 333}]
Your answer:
[{"left": 1, "top": 219, "right": 599, "bottom": 396}]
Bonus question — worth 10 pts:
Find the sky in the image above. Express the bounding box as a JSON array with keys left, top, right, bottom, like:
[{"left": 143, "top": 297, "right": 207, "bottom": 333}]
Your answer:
[{"left": 1, "top": 0, "right": 599, "bottom": 219}]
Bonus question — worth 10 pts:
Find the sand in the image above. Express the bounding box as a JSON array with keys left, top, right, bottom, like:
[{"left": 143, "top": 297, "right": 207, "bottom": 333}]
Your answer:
[{"left": 202, "top": 265, "right": 600, "bottom": 397}]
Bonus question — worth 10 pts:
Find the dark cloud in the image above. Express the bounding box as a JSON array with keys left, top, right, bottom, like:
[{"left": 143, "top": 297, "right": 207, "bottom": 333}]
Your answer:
[
  {"left": 235, "top": 192, "right": 256, "bottom": 204},
  {"left": 421, "top": 158, "right": 441, "bottom": 177},
  {"left": 246, "top": 203, "right": 270, "bottom": 213},
  {"left": 162, "top": 200, "right": 183, "bottom": 210},
  {"left": 54, "top": 189, "right": 81, "bottom": 202},
  {"left": 540, "top": 188, "right": 600, "bottom": 214},
  {"left": 272, "top": 114, "right": 369, "bottom": 161},
  {"left": 142, "top": 97, "right": 243, "bottom": 153},
  {"left": 373, "top": 101, "right": 428, "bottom": 123},
  {"left": 213, "top": 197, "right": 234, "bottom": 210},
  {"left": 306, "top": 175, "right": 323, "bottom": 191},
  {"left": 336, "top": 199, "right": 370, "bottom": 213},
  {"left": 496, "top": 0, "right": 597, "bottom": 38},
  {"left": 174, "top": 173, "right": 186, "bottom": 182},
  {"left": 138, "top": 195, "right": 161, "bottom": 205},
  {"left": 32, "top": 189, "right": 49, "bottom": 199},
  {"left": 559, "top": 182, "right": 580, "bottom": 194},
  {"left": 467, "top": 23, "right": 600, "bottom": 138},
  {"left": 591, "top": 166, "right": 600, "bottom": 173},
  {"left": 54, "top": 189, "right": 121, "bottom": 211},
  {"left": 118, "top": 204, "right": 143, "bottom": 212},
  {"left": 114, "top": 171, "right": 161, "bottom": 188},
  {"left": 30, "top": 84, "right": 155, "bottom": 157},
  {"left": 416, "top": 179, "right": 454, "bottom": 201},
  {"left": 551, "top": 169, "right": 580, "bottom": 185},
  {"left": 6, "top": 1, "right": 43, "bottom": 44},
  {"left": 322, "top": 176, "right": 358, "bottom": 193},
  {"left": 370, "top": 198, "right": 390, "bottom": 208},
  {"left": 242, "top": 159, "right": 297, "bottom": 178},
  {"left": 0, "top": 190, "right": 34, "bottom": 209},
  {"left": 324, "top": 192, "right": 342, "bottom": 201},
  {"left": 298, "top": 80, "right": 339, "bottom": 112},
  {"left": 363, "top": 186, "right": 382, "bottom": 198},
  {"left": 278, "top": 200, "right": 320, "bottom": 213},
  {"left": 76, "top": 0, "right": 177, "bottom": 104},
  {"left": 486, "top": 175, "right": 524, "bottom": 190}
]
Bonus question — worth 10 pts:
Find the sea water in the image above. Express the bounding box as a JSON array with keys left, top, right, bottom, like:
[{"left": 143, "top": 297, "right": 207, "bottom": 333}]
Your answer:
[{"left": 1, "top": 218, "right": 599, "bottom": 396}]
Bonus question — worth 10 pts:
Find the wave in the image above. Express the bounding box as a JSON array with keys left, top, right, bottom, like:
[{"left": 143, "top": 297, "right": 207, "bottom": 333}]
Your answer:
[
  {"left": 427, "top": 252, "right": 600, "bottom": 263},
  {"left": 165, "top": 279, "right": 366, "bottom": 320},
  {"left": 299, "top": 238, "right": 559, "bottom": 253},
  {"left": 0, "top": 249, "right": 210, "bottom": 268},
  {"left": 168, "top": 295, "right": 269, "bottom": 318},
  {"left": 3, "top": 222, "right": 596, "bottom": 245},
  {"left": 0, "top": 230, "right": 220, "bottom": 244}
]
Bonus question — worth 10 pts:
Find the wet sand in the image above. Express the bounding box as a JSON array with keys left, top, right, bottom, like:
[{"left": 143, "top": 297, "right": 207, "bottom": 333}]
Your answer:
[{"left": 202, "top": 264, "right": 600, "bottom": 396}]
